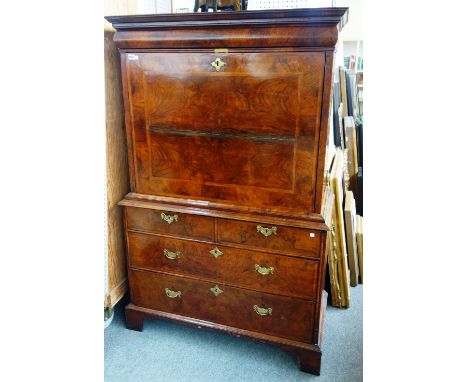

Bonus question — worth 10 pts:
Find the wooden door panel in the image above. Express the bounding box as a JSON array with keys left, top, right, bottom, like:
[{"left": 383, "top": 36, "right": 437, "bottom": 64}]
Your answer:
[
  {"left": 145, "top": 73, "right": 299, "bottom": 136},
  {"left": 126, "top": 51, "right": 324, "bottom": 215},
  {"left": 150, "top": 131, "right": 294, "bottom": 190}
]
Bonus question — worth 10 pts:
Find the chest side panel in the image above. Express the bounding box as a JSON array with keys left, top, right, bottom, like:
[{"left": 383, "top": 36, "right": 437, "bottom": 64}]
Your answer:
[{"left": 126, "top": 51, "right": 324, "bottom": 216}]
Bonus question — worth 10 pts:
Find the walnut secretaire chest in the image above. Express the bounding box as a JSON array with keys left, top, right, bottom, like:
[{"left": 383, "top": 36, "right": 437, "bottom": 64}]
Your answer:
[{"left": 105, "top": 8, "right": 348, "bottom": 375}]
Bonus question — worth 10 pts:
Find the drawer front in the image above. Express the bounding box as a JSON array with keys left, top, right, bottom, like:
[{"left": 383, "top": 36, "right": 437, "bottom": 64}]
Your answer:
[
  {"left": 217, "top": 219, "right": 321, "bottom": 257},
  {"left": 125, "top": 51, "right": 325, "bottom": 216},
  {"left": 125, "top": 207, "right": 214, "bottom": 241},
  {"left": 128, "top": 232, "right": 319, "bottom": 299},
  {"left": 129, "top": 268, "right": 315, "bottom": 343}
]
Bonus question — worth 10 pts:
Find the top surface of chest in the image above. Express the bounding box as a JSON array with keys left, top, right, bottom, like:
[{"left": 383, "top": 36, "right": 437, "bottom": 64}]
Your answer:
[{"left": 106, "top": 8, "right": 348, "bottom": 50}]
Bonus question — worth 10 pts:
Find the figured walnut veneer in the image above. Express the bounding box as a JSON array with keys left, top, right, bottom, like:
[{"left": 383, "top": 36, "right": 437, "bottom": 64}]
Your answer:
[
  {"left": 127, "top": 231, "right": 320, "bottom": 299},
  {"left": 106, "top": 8, "right": 348, "bottom": 375},
  {"left": 126, "top": 51, "right": 324, "bottom": 215}
]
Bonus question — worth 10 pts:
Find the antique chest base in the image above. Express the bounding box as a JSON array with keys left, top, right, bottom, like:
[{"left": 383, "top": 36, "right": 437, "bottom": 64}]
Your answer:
[
  {"left": 119, "top": 198, "right": 332, "bottom": 375},
  {"left": 125, "top": 291, "right": 327, "bottom": 375}
]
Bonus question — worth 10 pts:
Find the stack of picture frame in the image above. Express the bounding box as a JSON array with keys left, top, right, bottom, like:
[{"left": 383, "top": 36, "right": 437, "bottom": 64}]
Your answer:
[
  {"left": 345, "top": 190, "right": 359, "bottom": 287},
  {"left": 328, "top": 150, "right": 351, "bottom": 308},
  {"left": 327, "top": 124, "right": 364, "bottom": 307},
  {"left": 327, "top": 63, "right": 364, "bottom": 307}
]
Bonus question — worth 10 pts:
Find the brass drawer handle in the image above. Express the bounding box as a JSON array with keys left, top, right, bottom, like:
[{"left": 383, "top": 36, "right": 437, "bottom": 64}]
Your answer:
[
  {"left": 165, "top": 288, "right": 181, "bottom": 298},
  {"left": 209, "top": 247, "right": 223, "bottom": 258},
  {"left": 164, "top": 249, "right": 181, "bottom": 260},
  {"left": 210, "top": 285, "right": 223, "bottom": 296},
  {"left": 161, "top": 212, "right": 178, "bottom": 224},
  {"left": 253, "top": 305, "right": 272, "bottom": 316},
  {"left": 255, "top": 264, "right": 274, "bottom": 276},
  {"left": 257, "top": 225, "right": 277, "bottom": 237},
  {"left": 211, "top": 57, "right": 225, "bottom": 71}
]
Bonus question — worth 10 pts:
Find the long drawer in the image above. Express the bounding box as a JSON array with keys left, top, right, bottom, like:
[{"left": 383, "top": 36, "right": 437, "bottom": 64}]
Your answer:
[
  {"left": 127, "top": 231, "right": 319, "bottom": 300},
  {"left": 129, "top": 268, "right": 315, "bottom": 343},
  {"left": 217, "top": 218, "right": 321, "bottom": 258}
]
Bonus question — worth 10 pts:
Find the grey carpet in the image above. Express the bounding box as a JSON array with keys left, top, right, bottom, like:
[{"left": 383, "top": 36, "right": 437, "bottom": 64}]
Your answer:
[{"left": 105, "top": 285, "right": 362, "bottom": 382}]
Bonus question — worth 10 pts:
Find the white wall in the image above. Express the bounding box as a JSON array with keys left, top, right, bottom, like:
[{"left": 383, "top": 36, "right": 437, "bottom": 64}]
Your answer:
[
  {"left": 104, "top": 0, "right": 171, "bottom": 15},
  {"left": 248, "top": 0, "right": 333, "bottom": 10},
  {"left": 336, "top": 0, "right": 363, "bottom": 41},
  {"left": 104, "top": 0, "right": 138, "bottom": 15},
  {"left": 172, "top": 0, "right": 193, "bottom": 12}
]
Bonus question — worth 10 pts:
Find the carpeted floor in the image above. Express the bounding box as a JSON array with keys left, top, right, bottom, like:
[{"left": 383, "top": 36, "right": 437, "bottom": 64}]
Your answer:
[{"left": 105, "top": 285, "right": 362, "bottom": 382}]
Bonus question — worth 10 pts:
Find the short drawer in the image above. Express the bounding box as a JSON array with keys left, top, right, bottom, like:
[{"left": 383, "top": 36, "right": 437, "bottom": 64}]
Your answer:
[
  {"left": 217, "top": 219, "right": 321, "bottom": 258},
  {"left": 129, "top": 268, "right": 315, "bottom": 343},
  {"left": 127, "top": 232, "right": 319, "bottom": 299},
  {"left": 125, "top": 207, "right": 214, "bottom": 241}
]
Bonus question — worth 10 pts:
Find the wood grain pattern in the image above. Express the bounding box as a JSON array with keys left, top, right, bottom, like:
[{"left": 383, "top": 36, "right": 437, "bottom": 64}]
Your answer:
[
  {"left": 217, "top": 218, "right": 321, "bottom": 258},
  {"left": 126, "top": 206, "right": 214, "bottom": 241},
  {"left": 311, "top": 222, "right": 329, "bottom": 344},
  {"left": 150, "top": 131, "right": 294, "bottom": 190},
  {"left": 124, "top": 302, "right": 321, "bottom": 350},
  {"left": 128, "top": 268, "right": 316, "bottom": 343},
  {"left": 124, "top": 301, "right": 323, "bottom": 376},
  {"left": 119, "top": 196, "right": 329, "bottom": 230},
  {"left": 125, "top": 51, "right": 324, "bottom": 216},
  {"left": 144, "top": 59, "right": 300, "bottom": 136},
  {"left": 106, "top": 8, "right": 349, "bottom": 31},
  {"left": 113, "top": 25, "right": 339, "bottom": 50},
  {"left": 127, "top": 231, "right": 320, "bottom": 299},
  {"left": 106, "top": 7, "right": 348, "bottom": 54},
  {"left": 314, "top": 50, "right": 335, "bottom": 214},
  {"left": 105, "top": 27, "right": 129, "bottom": 307}
]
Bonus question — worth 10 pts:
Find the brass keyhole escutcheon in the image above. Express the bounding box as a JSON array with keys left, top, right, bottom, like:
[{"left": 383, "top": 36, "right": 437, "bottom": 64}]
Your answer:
[
  {"left": 210, "top": 285, "right": 223, "bottom": 297},
  {"left": 209, "top": 247, "right": 223, "bottom": 258},
  {"left": 257, "top": 225, "right": 277, "bottom": 238},
  {"left": 211, "top": 57, "right": 226, "bottom": 72}
]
